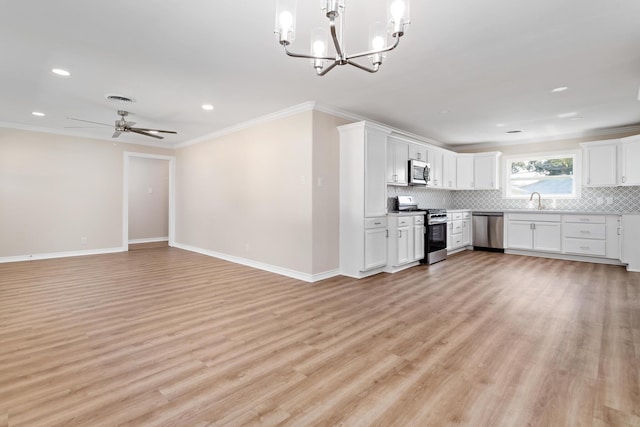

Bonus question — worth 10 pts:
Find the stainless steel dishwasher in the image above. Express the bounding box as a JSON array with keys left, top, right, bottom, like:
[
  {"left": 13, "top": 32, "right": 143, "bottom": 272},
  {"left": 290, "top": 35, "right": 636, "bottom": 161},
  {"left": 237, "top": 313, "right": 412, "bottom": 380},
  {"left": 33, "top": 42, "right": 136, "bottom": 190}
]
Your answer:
[{"left": 472, "top": 212, "right": 504, "bottom": 252}]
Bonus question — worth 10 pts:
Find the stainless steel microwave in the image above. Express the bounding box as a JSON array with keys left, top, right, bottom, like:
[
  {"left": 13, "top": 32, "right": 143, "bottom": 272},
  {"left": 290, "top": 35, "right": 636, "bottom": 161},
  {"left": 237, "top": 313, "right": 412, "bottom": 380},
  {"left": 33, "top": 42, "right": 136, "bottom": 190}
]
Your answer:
[{"left": 408, "top": 159, "right": 430, "bottom": 185}]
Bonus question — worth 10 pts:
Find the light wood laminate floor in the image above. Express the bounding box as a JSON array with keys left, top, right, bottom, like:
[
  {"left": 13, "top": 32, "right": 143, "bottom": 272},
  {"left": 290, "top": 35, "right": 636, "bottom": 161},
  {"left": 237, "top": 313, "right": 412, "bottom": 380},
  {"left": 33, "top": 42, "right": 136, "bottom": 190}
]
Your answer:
[{"left": 1, "top": 248, "right": 639, "bottom": 426}]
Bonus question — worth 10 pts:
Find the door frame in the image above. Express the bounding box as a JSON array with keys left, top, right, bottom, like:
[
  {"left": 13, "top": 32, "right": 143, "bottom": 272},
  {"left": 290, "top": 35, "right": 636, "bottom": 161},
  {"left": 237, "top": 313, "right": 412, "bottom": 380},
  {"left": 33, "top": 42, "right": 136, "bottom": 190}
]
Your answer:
[{"left": 123, "top": 152, "right": 176, "bottom": 251}]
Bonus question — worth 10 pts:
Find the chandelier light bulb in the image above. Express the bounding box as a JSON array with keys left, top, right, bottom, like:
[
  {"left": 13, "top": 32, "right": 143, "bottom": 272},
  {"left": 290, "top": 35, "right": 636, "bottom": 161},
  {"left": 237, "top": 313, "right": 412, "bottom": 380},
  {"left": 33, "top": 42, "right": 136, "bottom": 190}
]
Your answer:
[
  {"left": 279, "top": 11, "right": 293, "bottom": 32},
  {"left": 371, "top": 36, "right": 385, "bottom": 51},
  {"left": 313, "top": 40, "right": 326, "bottom": 57},
  {"left": 390, "top": 0, "right": 406, "bottom": 22}
]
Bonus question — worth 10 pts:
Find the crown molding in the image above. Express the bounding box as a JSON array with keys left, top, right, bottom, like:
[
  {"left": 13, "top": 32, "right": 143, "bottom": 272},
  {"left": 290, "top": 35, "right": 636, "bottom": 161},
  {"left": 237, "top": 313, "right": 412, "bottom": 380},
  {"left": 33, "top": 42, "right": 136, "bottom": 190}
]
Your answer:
[
  {"left": 0, "top": 121, "right": 169, "bottom": 149},
  {"left": 451, "top": 124, "right": 640, "bottom": 151}
]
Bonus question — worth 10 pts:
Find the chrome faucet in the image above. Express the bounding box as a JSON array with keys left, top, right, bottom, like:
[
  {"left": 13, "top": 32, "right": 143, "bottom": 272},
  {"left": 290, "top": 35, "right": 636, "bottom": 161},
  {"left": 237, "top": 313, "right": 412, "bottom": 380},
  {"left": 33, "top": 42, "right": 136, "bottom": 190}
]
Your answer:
[{"left": 529, "top": 192, "right": 543, "bottom": 210}]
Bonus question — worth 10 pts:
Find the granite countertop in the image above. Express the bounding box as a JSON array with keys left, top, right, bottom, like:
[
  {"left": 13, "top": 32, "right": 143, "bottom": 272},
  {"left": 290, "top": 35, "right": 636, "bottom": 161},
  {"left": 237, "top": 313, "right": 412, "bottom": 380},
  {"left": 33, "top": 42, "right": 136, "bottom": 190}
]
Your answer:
[{"left": 387, "top": 210, "right": 427, "bottom": 216}]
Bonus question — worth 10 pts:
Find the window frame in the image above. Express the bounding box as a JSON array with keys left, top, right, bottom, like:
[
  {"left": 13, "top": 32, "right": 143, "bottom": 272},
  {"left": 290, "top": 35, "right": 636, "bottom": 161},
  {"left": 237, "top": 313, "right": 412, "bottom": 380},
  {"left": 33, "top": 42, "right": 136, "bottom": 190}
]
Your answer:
[{"left": 502, "top": 149, "right": 582, "bottom": 199}]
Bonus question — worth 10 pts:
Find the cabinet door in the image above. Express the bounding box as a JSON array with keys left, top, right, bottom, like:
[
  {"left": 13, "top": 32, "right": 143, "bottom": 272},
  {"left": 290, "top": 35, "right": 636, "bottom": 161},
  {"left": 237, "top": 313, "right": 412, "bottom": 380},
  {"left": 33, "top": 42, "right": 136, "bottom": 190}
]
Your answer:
[
  {"left": 364, "top": 130, "right": 388, "bottom": 217},
  {"left": 414, "top": 225, "right": 425, "bottom": 261},
  {"left": 584, "top": 143, "right": 617, "bottom": 187},
  {"left": 443, "top": 152, "right": 457, "bottom": 189},
  {"left": 446, "top": 221, "right": 453, "bottom": 250},
  {"left": 408, "top": 144, "right": 427, "bottom": 161},
  {"left": 386, "top": 138, "right": 409, "bottom": 185},
  {"left": 621, "top": 137, "right": 640, "bottom": 186},
  {"left": 363, "top": 228, "right": 387, "bottom": 271},
  {"left": 533, "top": 222, "right": 562, "bottom": 252},
  {"left": 507, "top": 221, "right": 533, "bottom": 250},
  {"left": 427, "top": 148, "right": 443, "bottom": 187},
  {"left": 474, "top": 154, "right": 499, "bottom": 189},
  {"left": 456, "top": 156, "right": 474, "bottom": 189},
  {"left": 462, "top": 219, "right": 471, "bottom": 246},
  {"left": 396, "top": 226, "right": 411, "bottom": 265}
]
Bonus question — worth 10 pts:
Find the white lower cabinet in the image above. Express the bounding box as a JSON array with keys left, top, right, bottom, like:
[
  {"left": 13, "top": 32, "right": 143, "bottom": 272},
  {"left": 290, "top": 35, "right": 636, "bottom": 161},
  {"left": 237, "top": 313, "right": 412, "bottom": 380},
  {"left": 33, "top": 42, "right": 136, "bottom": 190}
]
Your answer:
[
  {"left": 506, "top": 213, "right": 562, "bottom": 253},
  {"left": 447, "top": 210, "right": 472, "bottom": 252},
  {"left": 363, "top": 218, "right": 388, "bottom": 271},
  {"left": 387, "top": 214, "right": 424, "bottom": 270},
  {"left": 562, "top": 214, "right": 620, "bottom": 259}
]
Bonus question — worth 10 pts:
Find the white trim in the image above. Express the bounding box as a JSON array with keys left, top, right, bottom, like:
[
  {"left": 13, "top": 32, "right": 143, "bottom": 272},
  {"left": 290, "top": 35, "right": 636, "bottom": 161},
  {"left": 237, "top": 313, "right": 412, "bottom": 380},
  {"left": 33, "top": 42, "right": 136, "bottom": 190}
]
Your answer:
[
  {"left": 128, "top": 237, "right": 168, "bottom": 244},
  {"left": 452, "top": 124, "right": 640, "bottom": 151},
  {"left": 175, "top": 101, "right": 448, "bottom": 149},
  {"left": 505, "top": 249, "right": 624, "bottom": 266},
  {"left": 502, "top": 149, "right": 582, "bottom": 199},
  {"left": 123, "top": 152, "right": 176, "bottom": 251},
  {"left": 0, "top": 247, "right": 124, "bottom": 264},
  {"left": 172, "top": 242, "right": 339, "bottom": 283},
  {"left": 0, "top": 122, "right": 168, "bottom": 149}
]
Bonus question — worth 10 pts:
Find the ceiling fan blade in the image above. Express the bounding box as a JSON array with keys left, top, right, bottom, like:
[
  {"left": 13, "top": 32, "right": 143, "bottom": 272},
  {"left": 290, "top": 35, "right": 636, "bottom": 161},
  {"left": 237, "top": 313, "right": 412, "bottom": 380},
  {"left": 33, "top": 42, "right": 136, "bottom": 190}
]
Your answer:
[
  {"left": 129, "top": 129, "right": 164, "bottom": 139},
  {"left": 131, "top": 127, "right": 177, "bottom": 134},
  {"left": 125, "top": 121, "right": 136, "bottom": 127},
  {"left": 112, "top": 131, "right": 122, "bottom": 138},
  {"left": 67, "top": 118, "right": 112, "bottom": 126}
]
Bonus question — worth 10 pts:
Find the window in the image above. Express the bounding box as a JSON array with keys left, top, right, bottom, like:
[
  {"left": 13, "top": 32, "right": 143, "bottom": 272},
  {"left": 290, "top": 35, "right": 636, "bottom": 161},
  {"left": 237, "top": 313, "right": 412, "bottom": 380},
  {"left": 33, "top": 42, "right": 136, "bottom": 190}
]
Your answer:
[{"left": 504, "top": 151, "right": 581, "bottom": 199}]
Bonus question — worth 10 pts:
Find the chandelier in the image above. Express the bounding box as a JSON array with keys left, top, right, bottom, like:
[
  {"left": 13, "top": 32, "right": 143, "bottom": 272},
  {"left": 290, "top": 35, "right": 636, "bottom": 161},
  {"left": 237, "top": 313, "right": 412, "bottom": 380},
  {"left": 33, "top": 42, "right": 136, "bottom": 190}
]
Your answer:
[{"left": 275, "top": 0, "right": 411, "bottom": 76}]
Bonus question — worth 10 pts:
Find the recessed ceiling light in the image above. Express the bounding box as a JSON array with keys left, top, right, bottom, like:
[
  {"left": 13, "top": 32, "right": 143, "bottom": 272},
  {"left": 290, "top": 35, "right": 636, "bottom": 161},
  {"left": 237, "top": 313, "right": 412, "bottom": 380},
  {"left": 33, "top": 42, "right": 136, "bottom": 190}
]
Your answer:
[
  {"left": 51, "top": 68, "right": 71, "bottom": 77},
  {"left": 496, "top": 123, "right": 505, "bottom": 127},
  {"left": 202, "top": 104, "right": 214, "bottom": 111},
  {"left": 551, "top": 86, "right": 568, "bottom": 93},
  {"left": 557, "top": 111, "right": 578, "bottom": 118},
  {"left": 32, "top": 111, "right": 45, "bottom": 117},
  {"left": 506, "top": 130, "right": 522, "bottom": 134}
]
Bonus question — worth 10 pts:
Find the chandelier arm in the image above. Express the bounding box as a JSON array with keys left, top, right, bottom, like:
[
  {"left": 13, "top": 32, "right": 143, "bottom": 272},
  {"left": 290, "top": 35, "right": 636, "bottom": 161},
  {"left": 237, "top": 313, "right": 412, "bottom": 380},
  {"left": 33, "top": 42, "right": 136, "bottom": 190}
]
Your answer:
[
  {"left": 346, "top": 60, "right": 380, "bottom": 73},
  {"left": 283, "top": 44, "right": 334, "bottom": 61},
  {"left": 329, "top": 17, "right": 343, "bottom": 60},
  {"left": 316, "top": 61, "right": 340, "bottom": 76},
  {"left": 345, "top": 35, "right": 401, "bottom": 61}
]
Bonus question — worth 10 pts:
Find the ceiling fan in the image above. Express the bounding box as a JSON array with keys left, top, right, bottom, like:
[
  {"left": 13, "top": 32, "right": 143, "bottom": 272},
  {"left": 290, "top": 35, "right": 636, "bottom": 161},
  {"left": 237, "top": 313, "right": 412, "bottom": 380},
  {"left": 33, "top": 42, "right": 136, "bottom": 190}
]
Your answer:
[{"left": 67, "top": 110, "right": 177, "bottom": 140}]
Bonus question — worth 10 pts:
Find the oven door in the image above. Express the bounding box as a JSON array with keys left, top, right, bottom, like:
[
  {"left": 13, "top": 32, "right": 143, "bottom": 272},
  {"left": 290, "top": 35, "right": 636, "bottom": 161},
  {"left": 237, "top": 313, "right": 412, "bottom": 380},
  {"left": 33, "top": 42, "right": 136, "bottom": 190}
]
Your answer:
[{"left": 427, "top": 222, "right": 447, "bottom": 253}]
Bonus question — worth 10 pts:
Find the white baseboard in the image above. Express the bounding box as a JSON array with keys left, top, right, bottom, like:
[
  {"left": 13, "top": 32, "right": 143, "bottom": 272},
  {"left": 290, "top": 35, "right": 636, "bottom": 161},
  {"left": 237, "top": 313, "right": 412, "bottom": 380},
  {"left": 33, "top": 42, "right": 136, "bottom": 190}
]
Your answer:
[
  {"left": 128, "top": 237, "right": 169, "bottom": 244},
  {"left": 0, "top": 247, "right": 125, "bottom": 264},
  {"left": 505, "top": 249, "right": 625, "bottom": 266},
  {"left": 172, "top": 242, "right": 339, "bottom": 283}
]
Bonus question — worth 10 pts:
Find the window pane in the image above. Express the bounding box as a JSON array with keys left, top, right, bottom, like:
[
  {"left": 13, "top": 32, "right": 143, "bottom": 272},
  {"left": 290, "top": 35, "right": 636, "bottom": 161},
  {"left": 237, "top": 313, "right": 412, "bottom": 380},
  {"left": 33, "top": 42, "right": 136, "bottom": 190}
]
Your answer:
[{"left": 507, "top": 156, "right": 576, "bottom": 198}]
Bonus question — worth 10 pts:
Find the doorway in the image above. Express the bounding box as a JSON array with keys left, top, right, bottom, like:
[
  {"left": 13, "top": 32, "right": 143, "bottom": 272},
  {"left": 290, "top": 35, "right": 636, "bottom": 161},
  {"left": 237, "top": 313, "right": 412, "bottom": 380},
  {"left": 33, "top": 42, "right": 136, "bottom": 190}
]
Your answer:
[{"left": 123, "top": 152, "right": 176, "bottom": 251}]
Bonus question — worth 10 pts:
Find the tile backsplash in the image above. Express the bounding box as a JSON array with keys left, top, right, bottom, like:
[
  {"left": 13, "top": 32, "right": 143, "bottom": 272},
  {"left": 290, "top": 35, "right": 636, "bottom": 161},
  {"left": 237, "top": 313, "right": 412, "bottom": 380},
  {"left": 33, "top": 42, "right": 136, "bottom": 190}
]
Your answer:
[{"left": 388, "top": 185, "right": 640, "bottom": 213}]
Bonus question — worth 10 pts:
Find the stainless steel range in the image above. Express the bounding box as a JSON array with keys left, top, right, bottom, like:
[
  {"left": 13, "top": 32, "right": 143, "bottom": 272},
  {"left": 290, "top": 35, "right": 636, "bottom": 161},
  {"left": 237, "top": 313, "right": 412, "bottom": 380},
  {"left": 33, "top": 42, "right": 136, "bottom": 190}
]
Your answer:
[{"left": 421, "top": 209, "right": 448, "bottom": 265}]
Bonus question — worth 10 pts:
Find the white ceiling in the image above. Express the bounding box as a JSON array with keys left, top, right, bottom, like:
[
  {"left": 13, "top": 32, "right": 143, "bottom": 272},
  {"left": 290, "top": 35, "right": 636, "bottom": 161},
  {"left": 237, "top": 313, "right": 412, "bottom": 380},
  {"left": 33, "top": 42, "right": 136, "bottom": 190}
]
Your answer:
[{"left": 1, "top": 0, "right": 639, "bottom": 147}]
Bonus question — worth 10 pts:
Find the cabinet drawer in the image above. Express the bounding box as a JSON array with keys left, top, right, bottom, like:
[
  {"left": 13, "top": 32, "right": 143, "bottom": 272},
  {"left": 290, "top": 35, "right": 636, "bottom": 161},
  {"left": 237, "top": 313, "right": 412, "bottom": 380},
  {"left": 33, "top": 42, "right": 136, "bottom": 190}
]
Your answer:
[
  {"left": 452, "top": 212, "right": 463, "bottom": 220},
  {"left": 563, "top": 215, "right": 605, "bottom": 224},
  {"left": 397, "top": 217, "right": 411, "bottom": 227},
  {"left": 563, "top": 238, "right": 606, "bottom": 256},
  {"left": 563, "top": 223, "right": 606, "bottom": 240},
  {"left": 413, "top": 215, "right": 425, "bottom": 225},
  {"left": 364, "top": 217, "right": 387, "bottom": 229},
  {"left": 509, "top": 213, "right": 561, "bottom": 222},
  {"left": 452, "top": 234, "right": 463, "bottom": 247},
  {"left": 452, "top": 220, "right": 463, "bottom": 233},
  {"left": 462, "top": 212, "right": 471, "bottom": 219}
]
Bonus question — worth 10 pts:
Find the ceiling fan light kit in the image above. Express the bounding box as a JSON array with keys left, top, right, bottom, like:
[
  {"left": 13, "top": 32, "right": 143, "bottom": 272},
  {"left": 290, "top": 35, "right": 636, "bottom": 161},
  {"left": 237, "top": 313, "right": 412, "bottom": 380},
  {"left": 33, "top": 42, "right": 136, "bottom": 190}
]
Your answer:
[{"left": 275, "top": 0, "right": 410, "bottom": 76}]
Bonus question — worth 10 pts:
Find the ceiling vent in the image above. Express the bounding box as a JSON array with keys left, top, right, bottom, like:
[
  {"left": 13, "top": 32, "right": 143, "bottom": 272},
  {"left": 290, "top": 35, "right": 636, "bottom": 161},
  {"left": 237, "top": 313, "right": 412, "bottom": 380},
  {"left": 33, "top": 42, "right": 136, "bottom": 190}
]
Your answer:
[{"left": 105, "top": 93, "right": 136, "bottom": 103}]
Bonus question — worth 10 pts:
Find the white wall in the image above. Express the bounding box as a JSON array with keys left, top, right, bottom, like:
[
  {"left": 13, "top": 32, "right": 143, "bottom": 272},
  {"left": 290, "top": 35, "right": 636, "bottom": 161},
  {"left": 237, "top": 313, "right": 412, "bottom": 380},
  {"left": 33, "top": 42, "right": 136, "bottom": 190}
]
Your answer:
[
  {"left": 0, "top": 127, "right": 173, "bottom": 258},
  {"left": 128, "top": 157, "right": 170, "bottom": 241},
  {"left": 175, "top": 110, "right": 315, "bottom": 275}
]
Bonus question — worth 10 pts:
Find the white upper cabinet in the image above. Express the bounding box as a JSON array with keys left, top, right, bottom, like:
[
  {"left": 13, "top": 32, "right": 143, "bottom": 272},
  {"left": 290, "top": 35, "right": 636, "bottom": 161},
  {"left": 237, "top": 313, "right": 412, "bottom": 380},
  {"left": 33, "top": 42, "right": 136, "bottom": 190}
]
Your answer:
[
  {"left": 620, "top": 135, "right": 640, "bottom": 186},
  {"left": 473, "top": 152, "right": 501, "bottom": 190},
  {"left": 386, "top": 136, "right": 409, "bottom": 186},
  {"left": 581, "top": 140, "right": 619, "bottom": 187},
  {"left": 364, "top": 129, "right": 388, "bottom": 217},
  {"left": 456, "top": 155, "right": 475, "bottom": 189},
  {"left": 427, "top": 148, "right": 444, "bottom": 187},
  {"left": 408, "top": 144, "right": 427, "bottom": 162},
  {"left": 443, "top": 152, "right": 457, "bottom": 189}
]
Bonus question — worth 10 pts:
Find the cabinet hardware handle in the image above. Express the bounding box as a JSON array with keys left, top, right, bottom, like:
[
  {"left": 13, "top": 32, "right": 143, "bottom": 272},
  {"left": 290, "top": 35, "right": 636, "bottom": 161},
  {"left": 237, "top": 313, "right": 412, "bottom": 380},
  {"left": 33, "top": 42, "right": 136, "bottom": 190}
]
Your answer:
[
  {"left": 622, "top": 176, "right": 626, "bottom": 183},
  {"left": 580, "top": 246, "right": 590, "bottom": 250},
  {"left": 398, "top": 230, "right": 402, "bottom": 238},
  {"left": 580, "top": 230, "right": 590, "bottom": 234},
  {"left": 374, "top": 222, "right": 381, "bottom": 225},
  {"left": 617, "top": 227, "right": 621, "bottom": 236},
  {"left": 386, "top": 230, "right": 389, "bottom": 238}
]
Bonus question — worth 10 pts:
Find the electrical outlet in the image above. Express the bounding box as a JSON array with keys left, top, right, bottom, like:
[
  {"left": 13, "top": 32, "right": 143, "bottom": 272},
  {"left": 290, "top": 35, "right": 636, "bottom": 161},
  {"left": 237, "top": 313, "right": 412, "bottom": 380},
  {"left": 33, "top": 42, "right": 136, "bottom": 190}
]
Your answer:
[
  {"left": 606, "top": 197, "right": 613, "bottom": 205},
  {"left": 597, "top": 197, "right": 604, "bottom": 205}
]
